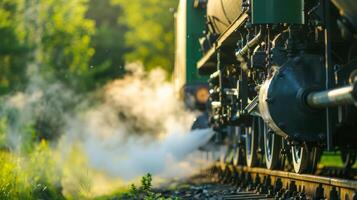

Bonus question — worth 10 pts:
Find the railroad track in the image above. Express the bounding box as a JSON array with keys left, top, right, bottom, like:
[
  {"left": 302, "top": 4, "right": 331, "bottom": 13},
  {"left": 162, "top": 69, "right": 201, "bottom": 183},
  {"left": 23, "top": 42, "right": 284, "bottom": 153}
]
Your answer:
[
  {"left": 211, "top": 163, "right": 357, "bottom": 200},
  {"left": 167, "top": 185, "right": 274, "bottom": 200},
  {"left": 157, "top": 162, "right": 357, "bottom": 200},
  {"left": 158, "top": 174, "right": 274, "bottom": 200},
  {"left": 158, "top": 164, "right": 357, "bottom": 199}
]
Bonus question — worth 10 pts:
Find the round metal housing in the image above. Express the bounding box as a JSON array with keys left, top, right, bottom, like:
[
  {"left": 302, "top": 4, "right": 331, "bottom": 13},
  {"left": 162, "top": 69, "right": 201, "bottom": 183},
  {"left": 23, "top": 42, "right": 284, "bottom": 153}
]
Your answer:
[{"left": 259, "top": 55, "right": 327, "bottom": 142}]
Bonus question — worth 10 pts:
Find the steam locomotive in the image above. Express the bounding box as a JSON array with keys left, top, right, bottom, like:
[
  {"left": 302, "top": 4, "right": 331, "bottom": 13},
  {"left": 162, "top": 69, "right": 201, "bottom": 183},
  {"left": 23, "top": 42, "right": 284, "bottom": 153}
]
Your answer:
[{"left": 174, "top": 0, "right": 357, "bottom": 174}]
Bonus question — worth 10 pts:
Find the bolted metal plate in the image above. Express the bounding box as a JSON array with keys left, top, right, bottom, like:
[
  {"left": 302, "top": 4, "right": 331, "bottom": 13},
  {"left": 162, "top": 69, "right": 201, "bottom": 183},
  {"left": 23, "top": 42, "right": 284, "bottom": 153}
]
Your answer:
[{"left": 263, "top": 55, "right": 327, "bottom": 142}]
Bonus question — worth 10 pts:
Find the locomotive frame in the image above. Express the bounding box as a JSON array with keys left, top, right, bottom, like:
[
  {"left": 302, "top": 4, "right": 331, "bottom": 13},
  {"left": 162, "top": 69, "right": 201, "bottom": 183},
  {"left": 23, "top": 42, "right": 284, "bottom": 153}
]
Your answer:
[{"left": 175, "top": 0, "right": 357, "bottom": 174}]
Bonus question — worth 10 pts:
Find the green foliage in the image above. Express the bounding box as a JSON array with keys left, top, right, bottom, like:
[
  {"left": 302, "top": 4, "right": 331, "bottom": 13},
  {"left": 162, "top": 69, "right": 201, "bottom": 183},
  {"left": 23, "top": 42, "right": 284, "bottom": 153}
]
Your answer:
[
  {"left": 112, "top": 0, "right": 178, "bottom": 73},
  {"left": 127, "top": 174, "right": 150, "bottom": 199},
  {"left": 0, "top": 0, "right": 28, "bottom": 94},
  {"left": 27, "top": 141, "right": 64, "bottom": 200},
  {"left": 86, "top": 0, "right": 127, "bottom": 89},
  {"left": 60, "top": 146, "right": 93, "bottom": 199},
  {"left": 0, "top": 0, "right": 180, "bottom": 153},
  {"left": 0, "top": 141, "right": 64, "bottom": 200},
  {"left": 0, "top": 0, "right": 95, "bottom": 93},
  {"left": 141, "top": 173, "right": 153, "bottom": 192},
  {"left": 0, "top": 0, "right": 116, "bottom": 150},
  {"left": 18, "top": 0, "right": 95, "bottom": 91},
  {"left": 125, "top": 173, "right": 178, "bottom": 200},
  {"left": 0, "top": 0, "right": 179, "bottom": 92},
  {"left": 0, "top": 80, "right": 77, "bottom": 152},
  {"left": 0, "top": 118, "right": 7, "bottom": 148},
  {"left": 0, "top": 0, "right": 182, "bottom": 198},
  {"left": 0, "top": 0, "right": 134, "bottom": 94}
]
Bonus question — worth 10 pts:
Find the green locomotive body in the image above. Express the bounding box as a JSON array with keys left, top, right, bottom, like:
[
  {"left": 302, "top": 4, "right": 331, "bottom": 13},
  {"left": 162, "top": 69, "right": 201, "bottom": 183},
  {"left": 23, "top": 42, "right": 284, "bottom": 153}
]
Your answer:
[{"left": 174, "top": 0, "right": 208, "bottom": 110}]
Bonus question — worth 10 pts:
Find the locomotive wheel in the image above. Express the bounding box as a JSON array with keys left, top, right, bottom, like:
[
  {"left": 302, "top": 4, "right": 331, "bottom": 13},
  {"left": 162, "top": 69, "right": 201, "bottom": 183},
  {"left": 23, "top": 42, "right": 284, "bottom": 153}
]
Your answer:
[
  {"left": 233, "top": 145, "right": 245, "bottom": 166},
  {"left": 219, "top": 145, "right": 229, "bottom": 164},
  {"left": 263, "top": 122, "right": 282, "bottom": 170},
  {"left": 225, "top": 146, "right": 235, "bottom": 164},
  {"left": 291, "top": 145, "right": 320, "bottom": 173},
  {"left": 219, "top": 126, "right": 238, "bottom": 165},
  {"left": 232, "top": 126, "right": 245, "bottom": 166},
  {"left": 341, "top": 150, "right": 357, "bottom": 170},
  {"left": 245, "top": 117, "right": 259, "bottom": 167}
]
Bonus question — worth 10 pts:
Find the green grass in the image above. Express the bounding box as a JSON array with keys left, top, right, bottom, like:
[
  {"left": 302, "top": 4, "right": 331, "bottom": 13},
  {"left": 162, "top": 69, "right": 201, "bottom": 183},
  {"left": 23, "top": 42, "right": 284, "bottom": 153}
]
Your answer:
[
  {"left": 320, "top": 152, "right": 343, "bottom": 167},
  {"left": 0, "top": 141, "right": 177, "bottom": 200},
  {"left": 0, "top": 137, "right": 353, "bottom": 200},
  {"left": 0, "top": 141, "right": 64, "bottom": 200},
  {"left": 93, "top": 174, "right": 179, "bottom": 200},
  {"left": 319, "top": 151, "right": 357, "bottom": 168}
]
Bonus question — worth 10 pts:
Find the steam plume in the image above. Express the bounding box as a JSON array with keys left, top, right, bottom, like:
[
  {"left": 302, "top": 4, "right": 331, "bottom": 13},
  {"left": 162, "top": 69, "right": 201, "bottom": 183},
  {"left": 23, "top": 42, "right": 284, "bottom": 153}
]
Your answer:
[
  {"left": 63, "top": 63, "right": 214, "bottom": 180},
  {"left": 0, "top": 62, "right": 214, "bottom": 197}
]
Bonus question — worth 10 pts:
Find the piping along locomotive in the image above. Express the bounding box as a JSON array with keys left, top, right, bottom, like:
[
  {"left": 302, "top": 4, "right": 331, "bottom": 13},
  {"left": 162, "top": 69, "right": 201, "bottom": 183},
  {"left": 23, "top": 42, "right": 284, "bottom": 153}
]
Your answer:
[{"left": 174, "top": 0, "right": 357, "bottom": 174}]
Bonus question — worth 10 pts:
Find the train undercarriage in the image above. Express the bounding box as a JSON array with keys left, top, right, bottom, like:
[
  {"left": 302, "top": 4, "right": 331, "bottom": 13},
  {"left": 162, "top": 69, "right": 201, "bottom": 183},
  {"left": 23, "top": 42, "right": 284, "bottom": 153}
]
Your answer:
[{"left": 192, "top": 0, "right": 357, "bottom": 174}]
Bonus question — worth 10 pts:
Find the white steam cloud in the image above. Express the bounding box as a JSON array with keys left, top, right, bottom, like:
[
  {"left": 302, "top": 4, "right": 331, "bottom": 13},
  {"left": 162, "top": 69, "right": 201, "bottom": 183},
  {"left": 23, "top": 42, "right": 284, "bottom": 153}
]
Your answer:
[
  {"left": 0, "top": 62, "right": 215, "bottom": 196},
  {"left": 63, "top": 63, "right": 214, "bottom": 180}
]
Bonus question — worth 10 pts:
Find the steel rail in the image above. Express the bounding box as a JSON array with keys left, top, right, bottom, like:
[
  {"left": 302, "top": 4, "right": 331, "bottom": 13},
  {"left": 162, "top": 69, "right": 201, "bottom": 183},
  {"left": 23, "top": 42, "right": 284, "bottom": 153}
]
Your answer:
[{"left": 212, "top": 163, "right": 357, "bottom": 199}]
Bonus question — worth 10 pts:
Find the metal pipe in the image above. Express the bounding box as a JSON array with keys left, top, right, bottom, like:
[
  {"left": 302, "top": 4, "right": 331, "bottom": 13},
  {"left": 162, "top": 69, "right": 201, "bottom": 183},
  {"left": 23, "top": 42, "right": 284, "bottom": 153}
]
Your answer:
[
  {"left": 210, "top": 70, "right": 220, "bottom": 79},
  {"left": 211, "top": 101, "right": 221, "bottom": 108},
  {"left": 323, "top": 0, "right": 333, "bottom": 151},
  {"left": 235, "top": 31, "right": 262, "bottom": 60},
  {"left": 307, "top": 83, "right": 357, "bottom": 108}
]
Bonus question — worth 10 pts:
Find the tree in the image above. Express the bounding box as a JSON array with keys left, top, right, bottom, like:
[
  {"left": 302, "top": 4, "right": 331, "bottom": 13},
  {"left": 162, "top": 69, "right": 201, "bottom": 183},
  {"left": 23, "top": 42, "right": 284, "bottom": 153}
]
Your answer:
[
  {"left": 0, "top": 0, "right": 28, "bottom": 94},
  {"left": 0, "top": 0, "right": 97, "bottom": 147},
  {"left": 112, "top": 0, "right": 178, "bottom": 74},
  {"left": 86, "top": 0, "right": 128, "bottom": 89},
  {"left": 0, "top": 0, "right": 95, "bottom": 93}
]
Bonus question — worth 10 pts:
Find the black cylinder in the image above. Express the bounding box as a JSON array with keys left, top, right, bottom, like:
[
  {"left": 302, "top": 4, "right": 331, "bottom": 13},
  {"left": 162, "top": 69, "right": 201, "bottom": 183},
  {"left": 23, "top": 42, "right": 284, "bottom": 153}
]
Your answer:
[{"left": 307, "top": 84, "right": 357, "bottom": 108}]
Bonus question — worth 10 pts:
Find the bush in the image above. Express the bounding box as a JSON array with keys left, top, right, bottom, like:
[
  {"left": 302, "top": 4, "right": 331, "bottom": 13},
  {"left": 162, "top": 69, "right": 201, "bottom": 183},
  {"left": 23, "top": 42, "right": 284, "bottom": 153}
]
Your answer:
[
  {"left": 0, "top": 141, "right": 64, "bottom": 200},
  {"left": 124, "top": 173, "right": 177, "bottom": 200}
]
